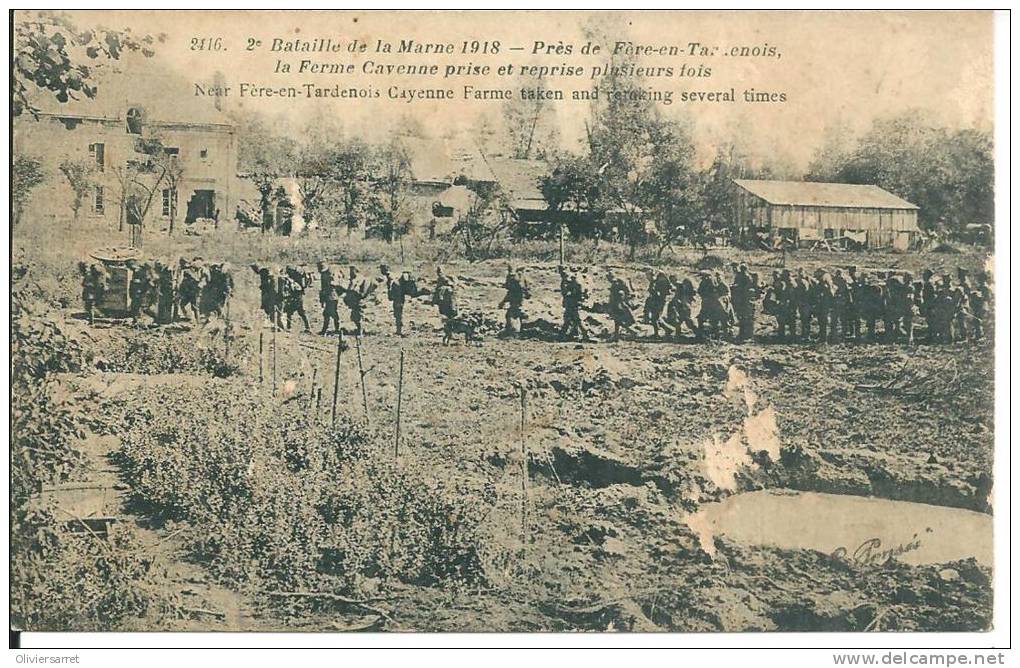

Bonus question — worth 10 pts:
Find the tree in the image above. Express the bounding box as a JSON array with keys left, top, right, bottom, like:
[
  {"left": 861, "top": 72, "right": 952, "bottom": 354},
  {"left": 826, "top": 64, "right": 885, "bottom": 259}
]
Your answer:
[
  {"left": 161, "top": 153, "right": 184, "bottom": 236},
  {"left": 540, "top": 153, "right": 604, "bottom": 239},
  {"left": 13, "top": 10, "right": 163, "bottom": 117},
  {"left": 12, "top": 155, "right": 45, "bottom": 227},
  {"left": 330, "top": 139, "right": 376, "bottom": 237},
  {"left": 233, "top": 111, "right": 296, "bottom": 233},
  {"left": 368, "top": 140, "right": 413, "bottom": 243},
  {"left": 395, "top": 113, "right": 428, "bottom": 139},
  {"left": 110, "top": 161, "right": 140, "bottom": 232},
  {"left": 295, "top": 144, "right": 337, "bottom": 229},
  {"left": 501, "top": 75, "right": 560, "bottom": 159},
  {"left": 824, "top": 112, "right": 994, "bottom": 234},
  {"left": 58, "top": 158, "right": 94, "bottom": 221},
  {"left": 640, "top": 121, "right": 704, "bottom": 257},
  {"left": 700, "top": 143, "right": 761, "bottom": 238},
  {"left": 294, "top": 109, "right": 348, "bottom": 228},
  {"left": 471, "top": 112, "right": 499, "bottom": 157},
  {"left": 120, "top": 132, "right": 179, "bottom": 245},
  {"left": 583, "top": 44, "right": 701, "bottom": 259},
  {"left": 452, "top": 187, "right": 513, "bottom": 259},
  {"left": 805, "top": 120, "right": 857, "bottom": 182},
  {"left": 937, "top": 128, "right": 994, "bottom": 231}
]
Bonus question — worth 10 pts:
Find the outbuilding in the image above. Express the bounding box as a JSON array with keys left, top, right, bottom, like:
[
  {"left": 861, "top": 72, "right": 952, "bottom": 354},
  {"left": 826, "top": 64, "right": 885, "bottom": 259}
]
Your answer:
[{"left": 733, "top": 179, "right": 920, "bottom": 250}]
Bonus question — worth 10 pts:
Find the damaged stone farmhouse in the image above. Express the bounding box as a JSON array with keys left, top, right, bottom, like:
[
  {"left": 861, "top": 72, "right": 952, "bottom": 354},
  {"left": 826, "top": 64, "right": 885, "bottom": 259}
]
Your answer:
[
  {"left": 733, "top": 178, "right": 921, "bottom": 250},
  {"left": 14, "top": 69, "right": 238, "bottom": 231},
  {"left": 396, "top": 136, "right": 641, "bottom": 239}
]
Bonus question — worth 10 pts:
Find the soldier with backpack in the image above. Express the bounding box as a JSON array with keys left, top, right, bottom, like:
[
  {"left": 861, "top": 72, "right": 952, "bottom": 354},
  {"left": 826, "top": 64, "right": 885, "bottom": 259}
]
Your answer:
[
  {"left": 382, "top": 265, "right": 424, "bottom": 337},
  {"left": 558, "top": 265, "right": 590, "bottom": 342},
  {"left": 317, "top": 262, "right": 343, "bottom": 336},
  {"left": 177, "top": 258, "right": 208, "bottom": 323},
  {"left": 498, "top": 265, "right": 529, "bottom": 336},
  {"left": 280, "top": 265, "right": 312, "bottom": 332},
  {"left": 343, "top": 266, "right": 375, "bottom": 337}
]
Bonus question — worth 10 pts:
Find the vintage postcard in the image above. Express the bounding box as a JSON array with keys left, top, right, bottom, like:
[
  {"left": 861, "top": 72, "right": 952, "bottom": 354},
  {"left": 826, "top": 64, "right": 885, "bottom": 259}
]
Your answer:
[{"left": 10, "top": 9, "right": 1000, "bottom": 642}]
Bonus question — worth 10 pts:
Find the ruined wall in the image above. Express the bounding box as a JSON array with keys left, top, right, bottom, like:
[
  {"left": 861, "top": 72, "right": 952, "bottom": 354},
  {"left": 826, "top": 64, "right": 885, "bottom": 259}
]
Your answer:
[{"left": 14, "top": 114, "right": 238, "bottom": 232}]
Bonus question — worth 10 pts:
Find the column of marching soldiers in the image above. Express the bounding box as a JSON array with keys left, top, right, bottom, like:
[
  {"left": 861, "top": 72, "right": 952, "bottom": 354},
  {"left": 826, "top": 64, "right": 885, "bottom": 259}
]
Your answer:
[{"left": 79, "top": 257, "right": 992, "bottom": 345}]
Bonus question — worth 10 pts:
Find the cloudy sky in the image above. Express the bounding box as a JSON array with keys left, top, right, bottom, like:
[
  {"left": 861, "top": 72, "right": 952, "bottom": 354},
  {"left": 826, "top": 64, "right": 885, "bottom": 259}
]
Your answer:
[{"left": 25, "top": 10, "right": 995, "bottom": 170}]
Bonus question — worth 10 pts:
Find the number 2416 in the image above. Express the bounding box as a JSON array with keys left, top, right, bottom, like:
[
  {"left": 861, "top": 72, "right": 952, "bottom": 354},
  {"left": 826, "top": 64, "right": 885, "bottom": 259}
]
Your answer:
[{"left": 191, "top": 37, "right": 225, "bottom": 51}]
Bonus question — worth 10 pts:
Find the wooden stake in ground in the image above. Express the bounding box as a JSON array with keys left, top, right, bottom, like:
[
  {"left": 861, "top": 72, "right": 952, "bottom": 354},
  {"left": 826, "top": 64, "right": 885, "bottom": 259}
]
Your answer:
[
  {"left": 519, "top": 385, "right": 529, "bottom": 541},
  {"left": 355, "top": 335, "right": 371, "bottom": 426},
  {"left": 558, "top": 224, "right": 565, "bottom": 265},
  {"left": 272, "top": 310, "right": 278, "bottom": 398},
  {"left": 316, "top": 387, "right": 323, "bottom": 422},
  {"left": 258, "top": 331, "right": 264, "bottom": 386},
  {"left": 308, "top": 366, "right": 318, "bottom": 413},
  {"left": 331, "top": 334, "right": 343, "bottom": 426},
  {"left": 394, "top": 349, "right": 404, "bottom": 458}
]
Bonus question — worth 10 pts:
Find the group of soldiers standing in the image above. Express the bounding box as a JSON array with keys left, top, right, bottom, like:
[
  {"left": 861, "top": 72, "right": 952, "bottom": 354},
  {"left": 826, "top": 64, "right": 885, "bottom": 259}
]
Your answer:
[
  {"left": 758, "top": 266, "right": 991, "bottom": 344},
  {"left": 78, "top": 257, "right": 234, "bottom": 326},
  {"left": 551, "top": 263, "right": 991, "bottom": 344}
]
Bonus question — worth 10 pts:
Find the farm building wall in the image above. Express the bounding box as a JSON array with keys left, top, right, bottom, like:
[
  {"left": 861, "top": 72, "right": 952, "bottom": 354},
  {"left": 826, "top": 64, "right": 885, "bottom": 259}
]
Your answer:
[
  {"left": 14, "top": 114, "right": 238, "bottom": 232},
  {"left": 735, "top": 189, "right": 919, "bottom": 249}
]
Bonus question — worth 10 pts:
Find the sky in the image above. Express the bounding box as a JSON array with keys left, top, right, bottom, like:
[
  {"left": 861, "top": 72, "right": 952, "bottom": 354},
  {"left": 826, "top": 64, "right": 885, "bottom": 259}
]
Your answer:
[{"left": 19, "top": 10, "right": 995, "bottom": 171}]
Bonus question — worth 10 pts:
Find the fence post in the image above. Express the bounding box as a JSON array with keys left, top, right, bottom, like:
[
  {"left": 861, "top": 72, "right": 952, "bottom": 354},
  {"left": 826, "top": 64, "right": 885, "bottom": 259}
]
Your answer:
[
  {"left": 558, "top": 224, "right": 565, "bottom": 265},
  {"left": 519, "top": 385, "right": 529, "bottom": 542},
  {"left": 271, "top": 310, "right": 278, "bottom": 398},
  {"left": 331, "top": 333, "right": 343, "bottom": 426},
  {"left": 258, "top": 331, "right": 264, "bottom": 386},
  {"left": 356, "top": 335, "right": 371, "bottom": 426},
  {"left": 308, "top": 366, "right": 318, "bottom": 413},
  {"left": 395, "top": 349, "right": 404, "bottom": 459}
]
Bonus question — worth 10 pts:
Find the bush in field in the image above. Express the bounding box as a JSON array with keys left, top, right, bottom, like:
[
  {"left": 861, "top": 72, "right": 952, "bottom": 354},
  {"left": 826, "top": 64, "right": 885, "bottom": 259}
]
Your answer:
[
  {"left": 11, "top": 510, "right": 183, "bottom": 631},
  {"left": 117, "top": 385, "right": 502, "bottom": 594},
  {"left": 11, "top": 381, "right": 88, "bottom": 509},
  {"left": 98, "top": 329, "right": 246, "bottom": 377},
  {"left": 11, "top": 265, "right": 91, "bottom": 506},
  {"left": 694, "top": 253, "right": 727, "bottom": 271},
  {"left": 11, "top": 266, "right": 181, "bottom": 630}
]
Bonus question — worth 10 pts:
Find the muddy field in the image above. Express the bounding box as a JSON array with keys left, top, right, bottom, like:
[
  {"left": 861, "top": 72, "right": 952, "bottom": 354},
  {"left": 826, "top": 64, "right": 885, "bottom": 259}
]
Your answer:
[{"left": 18, "top": 228, "right": 996, "bottom": 633}]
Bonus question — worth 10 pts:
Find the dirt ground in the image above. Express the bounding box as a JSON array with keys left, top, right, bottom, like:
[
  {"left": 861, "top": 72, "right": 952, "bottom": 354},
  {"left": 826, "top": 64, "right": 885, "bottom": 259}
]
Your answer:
[{"left": 27, "top": 224, "right": 996, "bottom": 632}]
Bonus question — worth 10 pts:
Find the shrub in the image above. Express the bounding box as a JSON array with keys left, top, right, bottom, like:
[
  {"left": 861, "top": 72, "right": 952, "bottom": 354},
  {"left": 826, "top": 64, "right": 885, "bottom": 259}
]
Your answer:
[
  {"left": 11, "top": 267, "right": 180, "bottom": 631},
  {"left": 117, "top": 385, "right": 503, "bottom": 595},
  {"left": 694, "top": 253, "right": 727, "bottom": 271},
  {"left": 11, "top": 380, "right": 88, "bottom": 508},
  {"left": 11, "top": 265, "right": 91, "bottom": 506},
  {"left": 11, "top": 509, "right": 182, "bottom": 631},
  {"left": 97, "top": 329, "right": 246, "bottom": 377}
]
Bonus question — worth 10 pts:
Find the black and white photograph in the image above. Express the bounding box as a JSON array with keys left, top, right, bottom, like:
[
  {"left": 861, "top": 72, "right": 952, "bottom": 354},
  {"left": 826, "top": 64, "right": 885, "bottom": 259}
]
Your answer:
[{"left": 8, "top": 8, "right": 1007, "bottom": 652}]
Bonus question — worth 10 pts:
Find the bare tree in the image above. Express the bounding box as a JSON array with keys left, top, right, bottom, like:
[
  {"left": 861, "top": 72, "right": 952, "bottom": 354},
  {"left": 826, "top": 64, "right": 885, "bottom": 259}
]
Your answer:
[
  {"left": 162, "top": 155, "right": 184, "bottom": 236},
  {"left": 452, "top": 187, "right": 513, "bottom": 260},
  {"left": 58, "top": 158, "right": 94, "bottom": 222},
  {"left": 110, "top": 162, "right": 138, "bottom": 232},
  {"left": 121, "top": 132, "right": 178, "bottom": 245}
]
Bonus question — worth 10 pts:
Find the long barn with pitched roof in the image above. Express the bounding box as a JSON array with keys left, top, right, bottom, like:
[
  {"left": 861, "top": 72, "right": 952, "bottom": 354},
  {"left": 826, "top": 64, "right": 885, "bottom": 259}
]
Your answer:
[{"left": 733, "top": 179, "right": 920, "bottom": 250}]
